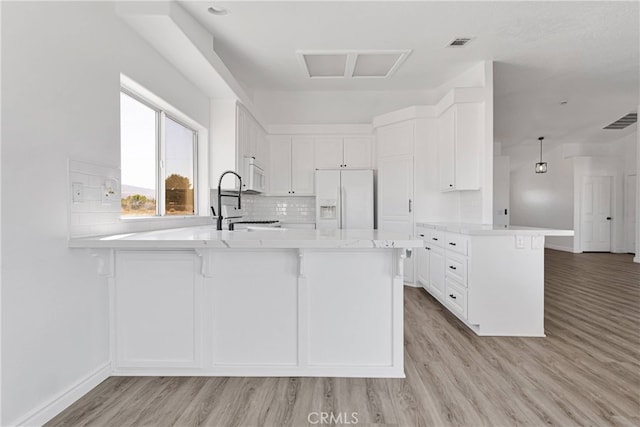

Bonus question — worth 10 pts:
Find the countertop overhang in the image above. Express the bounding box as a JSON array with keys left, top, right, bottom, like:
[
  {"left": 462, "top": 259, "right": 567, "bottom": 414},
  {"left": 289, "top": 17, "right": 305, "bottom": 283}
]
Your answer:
[
  {"left": 69, "top": 226, "right": 423, "bottom": 250},
  {"left": 416, "top": 222, "right": 574, "bottom": 236}
]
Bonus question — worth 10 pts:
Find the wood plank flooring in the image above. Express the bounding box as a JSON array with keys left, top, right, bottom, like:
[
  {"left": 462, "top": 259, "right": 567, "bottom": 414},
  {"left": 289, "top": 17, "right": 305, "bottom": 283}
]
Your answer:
[{"left": 47, "top": 250, "right": 640, "bottom": 427}]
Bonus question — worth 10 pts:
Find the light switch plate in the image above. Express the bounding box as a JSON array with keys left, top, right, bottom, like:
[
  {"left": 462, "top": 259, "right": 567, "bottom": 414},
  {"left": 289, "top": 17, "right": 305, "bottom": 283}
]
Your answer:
[{"left": 531, "top": 236, "right": 543, "bottom": 249}]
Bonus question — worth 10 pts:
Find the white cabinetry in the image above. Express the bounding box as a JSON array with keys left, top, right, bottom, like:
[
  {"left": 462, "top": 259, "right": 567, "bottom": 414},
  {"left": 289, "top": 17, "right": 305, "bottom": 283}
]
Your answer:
[
  {"left": 237, "top": 104, "right": 266, "bottom": 166},
  {"left": 291, "top": 136, "right": 315, "bottom": 194},
  {"left": 115, "top": 251, "right": 202, "bottom": 369},
  {"left": 415, "top": 223, "right": 554, "bottom": 337},
  {"left": 377, "top": 121, "right": 414, "bottom": 283},
  {"left": 428, "top": 246, "right": 445, "bottom": 300},
  {"left": 416, "top": 226, "right": 445, "bottom": 300},
  {"left": 416, "top": 224, "right": 469, "bottom": 321},
  {"left": 314, "top": 136, "right": 371, "bottom": 169},
  {"left": 268, "top": 135, "right": 315, "bottom": 196},
  {"left": 437, "top": 103, "right": 483, "bottom": 192},
  {"left": 210, "top": 100, "right": 267, "bottom": 186}
]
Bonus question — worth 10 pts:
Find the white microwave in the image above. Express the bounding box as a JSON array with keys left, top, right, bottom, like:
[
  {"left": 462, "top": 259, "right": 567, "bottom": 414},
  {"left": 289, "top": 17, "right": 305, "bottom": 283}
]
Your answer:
[{"left": 242, "top": 157, "right": 265, "bottom": 193}]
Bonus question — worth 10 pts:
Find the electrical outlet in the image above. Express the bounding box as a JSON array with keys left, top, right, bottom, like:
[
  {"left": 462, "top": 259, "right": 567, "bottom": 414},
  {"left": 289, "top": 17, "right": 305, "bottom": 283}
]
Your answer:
[
  {"left": 515, "top": 235, "right": 525, "bottom": 249},
  {"left": 72, "top": 182, "right": 84, "bottom": 203},
  {"left": 101, "top": 179, "right": 119, "bottom": 204}
]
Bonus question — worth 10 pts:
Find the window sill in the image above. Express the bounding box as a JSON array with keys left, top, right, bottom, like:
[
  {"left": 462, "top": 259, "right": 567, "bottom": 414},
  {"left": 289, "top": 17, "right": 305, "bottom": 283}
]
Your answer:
[{"left": 120, "top": 215, "right": 210, "bottom": 223}]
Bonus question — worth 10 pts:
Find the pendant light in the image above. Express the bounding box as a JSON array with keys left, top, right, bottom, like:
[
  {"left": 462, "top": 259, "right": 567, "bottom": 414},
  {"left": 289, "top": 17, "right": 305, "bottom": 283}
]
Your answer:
[{"left": 535, "top": 136, "right": 548, "bottom": 173}]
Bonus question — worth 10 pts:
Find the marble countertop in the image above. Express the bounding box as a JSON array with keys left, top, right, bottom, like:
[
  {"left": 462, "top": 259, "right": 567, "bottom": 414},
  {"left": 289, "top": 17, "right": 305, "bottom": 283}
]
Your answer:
[
  {"left": 69, "top": 226, "right": 423, "bottom": 249},
  {"left": 415, "top": 222, "right": 574, "bottom": 236}
]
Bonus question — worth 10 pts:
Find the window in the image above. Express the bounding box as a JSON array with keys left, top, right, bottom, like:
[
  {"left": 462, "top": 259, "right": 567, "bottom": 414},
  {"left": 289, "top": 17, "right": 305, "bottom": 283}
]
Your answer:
[{"left": 120, "top": 89, "right": 198, "bottom": 217}]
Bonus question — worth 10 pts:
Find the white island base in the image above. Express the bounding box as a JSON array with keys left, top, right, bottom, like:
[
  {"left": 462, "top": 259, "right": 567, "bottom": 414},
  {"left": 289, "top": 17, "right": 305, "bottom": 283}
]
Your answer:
[{"left": 73, "top": 228, "right": 419, "bottom": 378}]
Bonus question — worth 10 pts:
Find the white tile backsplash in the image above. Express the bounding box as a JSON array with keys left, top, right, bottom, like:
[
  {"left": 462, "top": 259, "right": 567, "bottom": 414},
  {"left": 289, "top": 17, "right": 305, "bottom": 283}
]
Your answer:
[
  {"left": 69, "top": 159, "right": 212, "bottom": 237},
  {"left": 242, "top": 195, "right": 316, "bottom": 223},
  {"left": 68, "top": 159, "right": 121, "bottom": 237}
]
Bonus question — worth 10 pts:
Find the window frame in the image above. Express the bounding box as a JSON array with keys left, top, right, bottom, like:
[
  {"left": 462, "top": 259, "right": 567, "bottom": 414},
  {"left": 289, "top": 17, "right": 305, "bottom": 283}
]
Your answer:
[{"left": 120, "top": 87, "right": 199, "bottom": 218}]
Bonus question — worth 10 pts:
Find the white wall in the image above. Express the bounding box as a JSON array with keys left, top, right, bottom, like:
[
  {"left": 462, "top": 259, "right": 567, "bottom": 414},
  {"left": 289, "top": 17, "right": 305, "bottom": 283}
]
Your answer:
[
  {"left": 493, "top": 155, "right": 510, "bottom": 226},
  {"left": 636, "top": 109, "right": 640, "bottom": 262},
  {"left": 1, "top": 2, "right": 209, "bottom": 424}
]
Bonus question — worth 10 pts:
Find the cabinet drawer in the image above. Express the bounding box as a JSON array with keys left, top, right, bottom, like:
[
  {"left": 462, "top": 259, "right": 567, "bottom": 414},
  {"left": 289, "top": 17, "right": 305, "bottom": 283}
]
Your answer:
[
  {"left": 445, "top": 233, "right": 468, "bottom": 255},
  {"left": 445, "top": 252, "right": 467, "bottom": 287},
  {"left": 426, "top": 230, "right": 444, "bottom": 247},
  {"left": 444, "top": 278, "right": 467, "bottom": 319},
  {"left": 416, "top": 226, "right": 428, "bottom": 241}
]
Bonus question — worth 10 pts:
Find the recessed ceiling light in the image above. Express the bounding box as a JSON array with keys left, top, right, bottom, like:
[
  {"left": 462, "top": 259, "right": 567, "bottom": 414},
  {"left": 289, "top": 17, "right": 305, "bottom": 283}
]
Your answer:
[{"left": 208, "top": 6, "right": 229, "bottom": 16}]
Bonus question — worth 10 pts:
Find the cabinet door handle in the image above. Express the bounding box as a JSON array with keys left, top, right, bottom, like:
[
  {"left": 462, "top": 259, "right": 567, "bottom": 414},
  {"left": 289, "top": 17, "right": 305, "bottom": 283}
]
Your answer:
[
  {"left": 449, "top": 265, "right": 457, "bottom": 270},
  {"left": 426, "top": 247, "right": 431, "bottom": 251},
  {"left": 432, "top": 237, "right": 438, "bottom": 241},
  {"left": 449, "top": 294, "right": 457, "bottom": 299},
  {"left": 449, "top": 242, "right": 457, "bottom": 246},
  {"left": 409, "top": 199, "right": 412, "bottom": 213},
  {"left": 449, "top": 184, "right": 453, "bottom": 187},
  {"left": 606, "top": 217, "right": 612, "bottom": 220},
  {"left": 419, "top": 234, "right": 424, "bottom": 237}
]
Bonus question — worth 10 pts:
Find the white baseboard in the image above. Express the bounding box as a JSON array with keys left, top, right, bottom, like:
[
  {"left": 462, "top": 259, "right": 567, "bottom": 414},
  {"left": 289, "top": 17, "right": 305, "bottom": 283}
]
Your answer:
[
  {"left": 404, "top": 282, "right": 420, "bottom": 288},
  {"left": 634, "top": 255, "right": 640, "bottom": 264},
  {"left": 545, "top": 244, "right": 580, "bottom": 253},
  {"left": 13, "top": 362, "right": 111, "bottom": 427}
]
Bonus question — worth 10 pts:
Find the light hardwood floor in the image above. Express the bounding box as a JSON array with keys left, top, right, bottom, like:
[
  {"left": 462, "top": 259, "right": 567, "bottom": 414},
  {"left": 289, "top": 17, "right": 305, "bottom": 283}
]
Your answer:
[{"left": 47, "top": 250, "right": 640, "bottom": 427}]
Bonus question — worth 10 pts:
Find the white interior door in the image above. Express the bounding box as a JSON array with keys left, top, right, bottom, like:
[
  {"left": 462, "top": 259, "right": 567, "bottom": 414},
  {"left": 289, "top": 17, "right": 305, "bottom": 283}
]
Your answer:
[
  {"left": 341, "top": 170, "right": 373, "bottom": 229},
  {"left": 580, "top": 176, "right": 612, "bottom": 252},
  {"left": 624, "top": 175, "right": 636, "bottom": 254}
]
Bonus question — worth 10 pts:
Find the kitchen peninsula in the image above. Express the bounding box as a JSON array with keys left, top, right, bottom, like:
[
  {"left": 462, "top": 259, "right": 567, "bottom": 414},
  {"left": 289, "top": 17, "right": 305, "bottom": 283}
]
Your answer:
[
  {"left": 415, "top": 222, "right": 574, "bottom": 337},
  {"left": 70, "top": 227, "right": 422, "bottom": 378}
]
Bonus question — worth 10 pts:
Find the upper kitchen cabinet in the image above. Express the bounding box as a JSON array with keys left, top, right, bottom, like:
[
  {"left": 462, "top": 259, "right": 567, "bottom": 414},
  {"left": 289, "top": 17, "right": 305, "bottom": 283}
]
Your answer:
[
  {"left": 237, "top": 103, "right": 265, "bottom": 166},
  {"left": 210, "top": 100, "right": 267, "bottom": 188},
  {"left": 268, "top": 135, "right": 315, "bottom": 196},
  {"left": 437, "top": 103, "right": 483, "bottom": 192},
  {"left": 314, "top": 136, "right": 372, "bottom": 169}
]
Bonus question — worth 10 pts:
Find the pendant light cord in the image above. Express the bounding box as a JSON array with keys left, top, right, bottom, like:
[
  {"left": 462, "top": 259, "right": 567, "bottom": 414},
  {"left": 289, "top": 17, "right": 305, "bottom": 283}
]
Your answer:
[{"left": 539, "top": 137, "right": 544, "bottom": 162}]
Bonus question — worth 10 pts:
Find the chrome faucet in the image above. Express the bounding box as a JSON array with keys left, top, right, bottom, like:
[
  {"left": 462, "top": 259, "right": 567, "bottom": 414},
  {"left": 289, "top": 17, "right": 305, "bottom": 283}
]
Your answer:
[{"left": 214, "top": 171, "right": 242, "bottom": 230}]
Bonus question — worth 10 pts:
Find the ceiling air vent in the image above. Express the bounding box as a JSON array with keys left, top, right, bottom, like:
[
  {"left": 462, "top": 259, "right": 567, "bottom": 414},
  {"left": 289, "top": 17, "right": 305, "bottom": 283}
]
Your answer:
[
  {"left": 446, "top": 37, "right": 474, "bottom": 48},
  {"left": 297, "top": 50, "right": 411, "bottom": 79},
  {"left": 603, "top": 112, "right": 637, "bottom": 130}
]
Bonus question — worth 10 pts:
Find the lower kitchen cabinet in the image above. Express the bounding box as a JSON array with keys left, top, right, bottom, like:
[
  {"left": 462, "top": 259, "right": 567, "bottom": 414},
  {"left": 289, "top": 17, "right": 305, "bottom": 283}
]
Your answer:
[
  {"left": 428, "top": 246, "right": 445, "bottom": 300},
  {"left": 114, "top": 251, "right": 203, "bottom": 369},
  {"left": 107, "top": 246, "right": 406, "bottom": 377}
]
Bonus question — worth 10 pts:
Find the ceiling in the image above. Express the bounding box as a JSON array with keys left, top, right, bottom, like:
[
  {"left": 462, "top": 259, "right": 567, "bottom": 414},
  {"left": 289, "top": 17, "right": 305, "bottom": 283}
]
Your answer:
[{"left": 179, "top": 1, "right": 639, "bottom": 146}]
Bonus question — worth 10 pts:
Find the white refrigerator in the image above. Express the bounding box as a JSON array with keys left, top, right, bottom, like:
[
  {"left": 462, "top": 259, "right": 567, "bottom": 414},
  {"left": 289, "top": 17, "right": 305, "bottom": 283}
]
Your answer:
[{"left": 315, "top": 169, "right": 374, "bottom": 229}]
